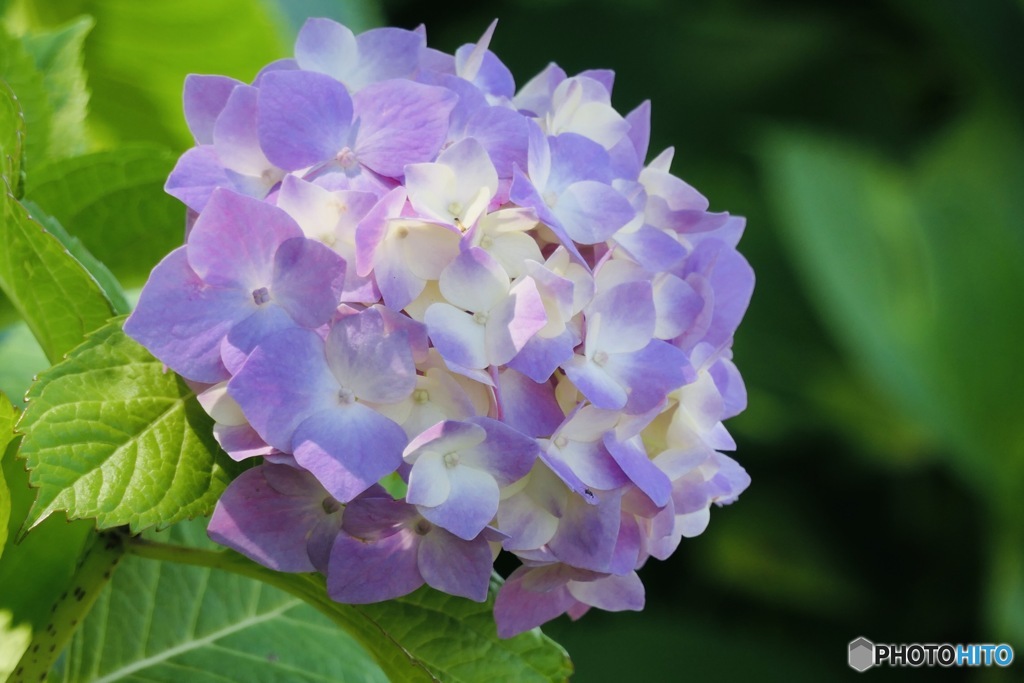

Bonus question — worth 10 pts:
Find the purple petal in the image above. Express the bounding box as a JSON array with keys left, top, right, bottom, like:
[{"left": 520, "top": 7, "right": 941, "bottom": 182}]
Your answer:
[
  {"left": 328, "top": 528, "right": 423, "bottom": 603},
  {"left": 555, "top": 180, "right": 635, "bottom": 245},
  {"left": 425, "top": 303, "right": 487, "bottom": 370},
  {"left": 579, "top": 69, "right": 615, "bottom": 94},
  {"left": 207, "top": 464, "right": 329, "bottom": 572},
  {"left": 405, "top": 419, "right": 487, "bottom": 457},
  {"left": 395, "top": 220, "right": 461, "bottom": 281},
  {"left": 352, "top": 27, "right": 426, "bottom": 87},
  {"left": 227, "top": 327, "right": 337, "bottom": 451},
  {"left": 405, "top": 452, "right": 451, "bottom": 508},
  {"left": 184, "top": 75, "right": 242, "bottom": 145},
  {"left": 486, "top": 276, "right": 547, "bottom": 366},
  {"left": 220, "top": 303, "right": 297, "bottom": 375},
  {"left": 710, "top": 357, "right": 747, "bottom": 420},
  {"left": 464, "top": 105, "right": 528, "bottom": 178},
  {"left": 124, "top": 247, "right": 240, "bottom": 383},
  {"left": 257, "top": 69, "right": 353, "bottom": 171},
  {"left": 612, "top": 225, "right": 686, "bottom": 272},
  {"left": 625, "top": 100, "right": 651, "bottom": 166},
  {"left": 562, "top": 355, "right": 627, "bottom": 410},
  {"left": 589, "top": 281, "right": 655, "bottom": 355},
  {"left": 653, "top": 273, "right": 702, "bottom": 340},
  {"left": 498, "top": 368, "right": 564, "bottom": 438},
  {"left": 508, "top": 164, "right": 585, "bottom": 265},
  {"left": 374, "top": 238, "right": 427, "bottom": 311},
  {"left": 603, "top": 433, "right": 670, "bottom": 507},
  {"left": 164, "top": 145, "right": 232, "bottom": 213},
  {"left": 605, "top": 340, "right": 693, "bottom": 414},
  {"left": 213, "top": 423, "right": 272, "bottom": 461},
  {"left": 514, "top": 62, "right": 567, "bottom": 119},
  {"left": 186, "top": 188, "right": 302, "bottom": 289},
  {"left": 609, "top": 513, "right": 642, "bottom": 574},
  {"left": 545, "top": 438, "right": 627, "bottom": 493},
  {"left": 269, "top": 237, "right": 345, "bottom": 327},
  {"left": 548, "top": 133, "right": 614, "bottom": 189},
  {"left": 417, "top": 464, "right": 499, "bottom": 540},
  {"left": 547, "top": 489, "right": 622, "bottom": 571},
  {"left": 641, "top": 166, "right": 709, "bottom": 213},
  {"left": 353, "top": 80, "right": 457, "bottom": 178},
  {"left": 469, "top": 416, "right": 540, "bottom": 485},
  {"left": 324, "top": 308, "right": 416, "bottom": 404},
  {"left": 494, "top": 565, "right": 576, "bottom": 638},
  {"left": 293, "top": 404, "right": 407, "bottom": 502},
  {"left": 497, "top": 470, "right": 562, "bottom": 550},
  {"left": 567, "top": 571, "right": 645, "bottom": 612},
  {"left": 439, "top": 246, "right": 509, "bottom": 313},
  {"left": 350, "top": 187, "right": 405, "bottom": 268},
  {"left": 342, "top": 495, "right": 418, "bottom": 539},
  {"left": 507, "top": 329, "right": 577, "bottom": 385},
  {"left": 686, "top": 239, "right": 755, "bottom": 349},
  {"left": 418, "top": 527, "right": 493, "bottom": 601},
  {"left": 294, "top": 18, "right": 357, "bottom": 81},
  {"left": 252, "top": 58, "right": 299, "bottom": 85},
  {"left": 212, "top": 85, "right": 274, "bottom": 176}
]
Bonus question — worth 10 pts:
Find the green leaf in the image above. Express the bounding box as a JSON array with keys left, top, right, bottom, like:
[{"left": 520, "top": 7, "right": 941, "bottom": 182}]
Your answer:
[
  {"left": 0, "top": 23, "right": 53, "bottom": 173},
  {"left": 0, "top": 409, "right": 93, "bottom": 681},
  {"left": 226, "top": 566, "right": 571, "bottom": 681},
  {"left": 0, "top": 323, "right": 47, "bottom": 407},
  {"left": 0, "top": 194, "right": 117, "bottom": 363},
  {"left": 0, "top": 83, "right": 118, "bottom": 362},
  {"left": 762, "top": 103, "right": 1024, "bottom": 497},
  {"left": 24, "top": 144, "right": 183, "bottom": 287},
  {"left": 0, "top": 79, "right": 23, "bottom": 189},
  {"left": 20, "top": 16, "right": 92, "bottom": 158},
  {"left": 0, "top": 393, "right": 14, "bottom": 558},
  {"left": 127, "top": 535, "right": 573, "bottom": 683},
  {"left": 348, "top": 578, "right": 574, "bottom": 682},
  {"left": 22, "top": 199, "right": 130, "bottom": 314},
  {"left": 18, "top": 318, "right": 242, "bottom": 532},
  {"left": 13, "top": 530, "right": 125, "bottom": 682},
  {"left": 56, "top": 521, "right": 388, "bottom": 683},
  {"left": 16, "top": 0, "right": 289, "bottom": 149}
]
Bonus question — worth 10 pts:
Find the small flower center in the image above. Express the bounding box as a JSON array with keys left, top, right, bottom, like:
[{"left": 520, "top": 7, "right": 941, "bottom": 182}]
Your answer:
[
  {"left": 553, "top": 435, "right": 569, "bottom": 449},
  {"left": 321, "top": 497, "right": 342, "bottom": 514},
  {"left": 335, "top": 147, "right": 358, "bottom": 169},
  {"left": 413, "top": 388, "right": 430, "bottom": 404},
  {"left": 337, "top": 387, "right": 356, "bottom": 405},
  {"left": 479, "top": 234, "right": 494, "bottom": 248},
  {"left": 592, "top": 350, "right": 610, "bottom": 366},
  {"left": 473, "top": 311, "right": 489, "bottom": 325},
  {"left": 395, "top": 225, "right": 410, "bottom": 239},
  {"left": 443, "top": 451, "right": 460, "bottom": 468},
  {"left": 252, "top": 287, "right": 271, "bottom": 306},
  {"left": 329, "top": 198, "right": 349, "bottom": 215},
  {"left": 543, "top": 190, "right": 559, "bottom": 208},
  {"left": 414, "top": 519, "right": 432, "bottom": 535},
  {"left": 448, "top": 201, "right": 463, "bottom": 219}
]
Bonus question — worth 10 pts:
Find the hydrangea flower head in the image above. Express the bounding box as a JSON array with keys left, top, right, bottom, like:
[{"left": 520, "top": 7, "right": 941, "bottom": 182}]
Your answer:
[{"left": 127, "top": 17, "right": 754, "bottom": 637}]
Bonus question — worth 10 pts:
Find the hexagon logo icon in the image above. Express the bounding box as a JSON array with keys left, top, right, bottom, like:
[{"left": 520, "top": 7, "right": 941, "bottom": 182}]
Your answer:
[{"left": 849, "top": 637, "right": 875, "bottom": 672}]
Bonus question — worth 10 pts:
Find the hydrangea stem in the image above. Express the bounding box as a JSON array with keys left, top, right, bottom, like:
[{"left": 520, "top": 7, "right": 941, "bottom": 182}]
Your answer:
[{"left": 11, "top": 530, "right": 126, "bottom": 683}]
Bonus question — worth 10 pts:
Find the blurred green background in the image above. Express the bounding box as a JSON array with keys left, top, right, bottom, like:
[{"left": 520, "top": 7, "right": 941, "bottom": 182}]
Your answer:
[{"left": 2, "top": 0, "right": 1023, "bottom": 679}]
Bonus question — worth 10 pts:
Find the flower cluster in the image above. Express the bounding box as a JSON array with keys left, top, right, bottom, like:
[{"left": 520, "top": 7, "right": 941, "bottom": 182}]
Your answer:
[{"left": 125, "top": 18, "right": 753, "bottom": 637}]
